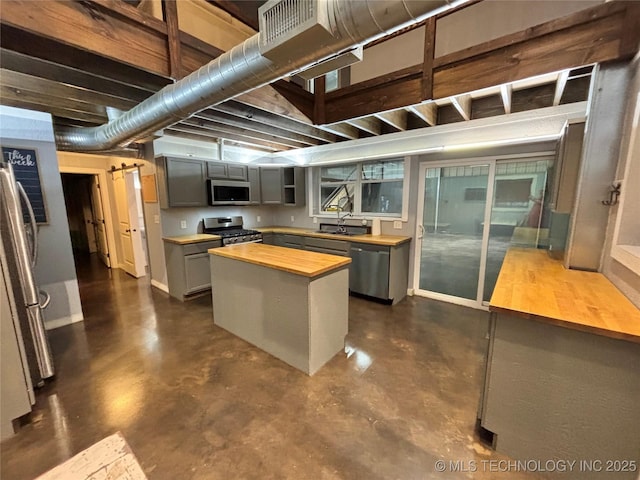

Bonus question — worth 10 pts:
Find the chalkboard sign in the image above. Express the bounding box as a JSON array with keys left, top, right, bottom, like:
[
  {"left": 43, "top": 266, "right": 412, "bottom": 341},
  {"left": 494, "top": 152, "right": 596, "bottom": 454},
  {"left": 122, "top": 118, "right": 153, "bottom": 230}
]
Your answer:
[{"left": 1, "top": 146, "right": 48, "bottom": 224}]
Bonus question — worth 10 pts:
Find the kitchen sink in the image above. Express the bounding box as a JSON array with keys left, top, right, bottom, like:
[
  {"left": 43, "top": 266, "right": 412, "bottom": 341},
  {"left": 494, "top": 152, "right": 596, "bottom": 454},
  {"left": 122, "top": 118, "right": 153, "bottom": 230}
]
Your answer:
[{"left": 314, "top": 230, "right": 356, "bottom": 236}]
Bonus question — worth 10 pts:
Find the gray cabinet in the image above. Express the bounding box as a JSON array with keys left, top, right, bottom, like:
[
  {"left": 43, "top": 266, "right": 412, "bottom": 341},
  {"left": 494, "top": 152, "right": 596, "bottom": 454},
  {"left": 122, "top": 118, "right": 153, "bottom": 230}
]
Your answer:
[
  {"left": 261, "top": 232, "right": 410, "bottom": 304},
  {"left": 260, "top": 167, "right": 306, "bottom": 206},
  {"left": 207, "top": 161, "right": 248, "bottom": 181},
  {"left": 164, "top": 240, "right": 222, "bottom": 300},
  {"left": 157, "top": 156, "right": 207, "bottom": 208},
  {"left": 260, "top": 167, "right": 284, "bottom": 204},
  {"left": 304, "top": 237, "right": 349, "bottom": 256},
  {"left": 248, "top": 166, "right": 260, "bottom": 204},
  {"left": 283, "top": 167, "right": 306, "bottom": 207}
]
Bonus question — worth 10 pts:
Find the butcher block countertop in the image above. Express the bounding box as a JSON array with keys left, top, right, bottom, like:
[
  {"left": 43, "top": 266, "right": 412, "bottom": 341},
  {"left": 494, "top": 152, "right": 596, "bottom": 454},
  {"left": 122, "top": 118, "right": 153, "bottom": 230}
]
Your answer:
[
  {"left": 208, "top": 243, "right": 351, "bottom": 278},
  {"left": 257, "top": 226, "right": 411, "bottom": 247},
  {"left": 163, "top": 234, "right": 221, "bottom": 245},
  {"left": 490, "top": 248, "right": 640, "bottom": 343}
]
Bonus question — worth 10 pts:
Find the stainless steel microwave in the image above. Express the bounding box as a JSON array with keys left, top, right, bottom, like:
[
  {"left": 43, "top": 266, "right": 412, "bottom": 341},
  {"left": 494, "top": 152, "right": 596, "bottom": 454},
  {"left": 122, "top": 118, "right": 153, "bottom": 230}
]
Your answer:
[{"left": 207, "top": 180, "right": 251, "bottom": 205}]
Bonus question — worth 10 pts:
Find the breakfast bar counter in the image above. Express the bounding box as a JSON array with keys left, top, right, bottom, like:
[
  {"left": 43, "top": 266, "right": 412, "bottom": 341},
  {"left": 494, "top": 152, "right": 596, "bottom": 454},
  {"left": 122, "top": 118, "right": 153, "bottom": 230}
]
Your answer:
[
  {"left": 208, "top": 243, "right": 351, "bottom": 375},
  {"left": 479, "top": 248, "right": 640, "bottom": 479}
]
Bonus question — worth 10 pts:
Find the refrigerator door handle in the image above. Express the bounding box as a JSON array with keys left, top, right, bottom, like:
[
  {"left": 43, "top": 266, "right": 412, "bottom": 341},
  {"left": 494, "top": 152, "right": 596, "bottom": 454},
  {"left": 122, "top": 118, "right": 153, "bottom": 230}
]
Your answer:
[
  {"left": 39, "top": 290, "right": 51, "bottom": 309},
  {"left": 16, "top": 181, "right": 38, "bottom": 267}
]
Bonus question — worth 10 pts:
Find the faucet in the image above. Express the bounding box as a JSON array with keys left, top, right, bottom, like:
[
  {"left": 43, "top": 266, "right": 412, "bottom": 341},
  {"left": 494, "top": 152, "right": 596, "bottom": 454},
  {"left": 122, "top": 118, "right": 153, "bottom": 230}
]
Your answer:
[{"left": 335, "top": 206, "right": 352, "bottom": 234}]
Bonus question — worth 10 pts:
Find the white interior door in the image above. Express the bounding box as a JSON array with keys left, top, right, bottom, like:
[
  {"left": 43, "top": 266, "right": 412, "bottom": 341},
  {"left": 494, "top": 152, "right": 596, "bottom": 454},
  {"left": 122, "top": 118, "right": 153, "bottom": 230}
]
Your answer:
[
  {"left": 90, "top": 175, "right": 111, "bottom": 267},
  {"left": 113, "top": 171, "right": 146, "bottom": 278}
]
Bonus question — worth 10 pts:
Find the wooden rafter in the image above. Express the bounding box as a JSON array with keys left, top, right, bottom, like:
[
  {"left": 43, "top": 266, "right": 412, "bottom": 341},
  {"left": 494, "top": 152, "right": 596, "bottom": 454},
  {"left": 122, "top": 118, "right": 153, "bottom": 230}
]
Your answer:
[
  {"left": 346, "top": 117, "right": 382, "bottom": 136},
  {"left": 450, "top": 95, "right": 471, "bottom": 121},
  {"left": 321, "top": 123, "right": 360, "bottom": 140},
  {"left": 409, "top": 103, "right": 437, "bottom": 127},
  {"left": 553, "top": 71, "right": 570, "bottom": 106},
  {"left": 161, "top": 0, "right": 182, "bottom": 79},
  {"left": 500, "top": 84, "right": 512, "bottom": 114},
  {"left": 374, "top": 110, "right": 408, "bottom": 131}
]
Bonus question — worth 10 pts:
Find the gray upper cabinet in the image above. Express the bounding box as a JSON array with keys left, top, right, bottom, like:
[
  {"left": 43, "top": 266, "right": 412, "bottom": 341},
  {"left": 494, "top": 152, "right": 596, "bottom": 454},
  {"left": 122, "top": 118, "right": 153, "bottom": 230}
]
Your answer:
[
  {"left": 283, "top": 167, "right": 306, "bottom": 207},
  {"left": 157, "top": 156, "right": 207, "bottom": 208},
  {"left": 248, "top": 166, "right": 261, "bottom": 204},
  {"left": 260, "top": 167, "right": 284, "bottom": 204},
  {"left": 260, "top": 166, "right": 306, "bottom": 206},
  {"left": 206, "top": 161, "right": 248, "bottom": 181}
]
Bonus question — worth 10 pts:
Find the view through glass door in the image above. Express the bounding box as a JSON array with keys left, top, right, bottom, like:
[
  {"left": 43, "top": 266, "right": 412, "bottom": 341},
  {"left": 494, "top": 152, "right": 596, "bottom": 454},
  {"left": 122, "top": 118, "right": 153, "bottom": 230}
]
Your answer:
[{"left": 414, "top": 156, "right": 554, "bottom": 308}]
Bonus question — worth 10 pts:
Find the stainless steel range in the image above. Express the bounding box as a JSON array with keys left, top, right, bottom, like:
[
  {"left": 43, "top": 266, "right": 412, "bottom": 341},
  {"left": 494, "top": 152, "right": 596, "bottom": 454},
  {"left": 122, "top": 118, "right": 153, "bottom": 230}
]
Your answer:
[{"left": 203, "top": 216, "right": 262, "bottom": 246}]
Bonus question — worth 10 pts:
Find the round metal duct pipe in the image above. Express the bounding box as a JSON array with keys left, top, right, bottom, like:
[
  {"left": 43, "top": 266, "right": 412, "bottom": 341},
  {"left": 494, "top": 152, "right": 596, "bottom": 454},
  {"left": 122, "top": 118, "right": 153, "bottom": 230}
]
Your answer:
[{"left": 55, "top": 0, "right": 457, "bottom": 152}]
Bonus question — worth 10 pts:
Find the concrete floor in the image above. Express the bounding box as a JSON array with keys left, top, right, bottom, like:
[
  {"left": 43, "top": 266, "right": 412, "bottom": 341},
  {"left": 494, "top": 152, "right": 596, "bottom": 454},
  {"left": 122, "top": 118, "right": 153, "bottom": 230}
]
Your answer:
[{"left": 1, "top": 255, "right": 545, "bottom": 480}]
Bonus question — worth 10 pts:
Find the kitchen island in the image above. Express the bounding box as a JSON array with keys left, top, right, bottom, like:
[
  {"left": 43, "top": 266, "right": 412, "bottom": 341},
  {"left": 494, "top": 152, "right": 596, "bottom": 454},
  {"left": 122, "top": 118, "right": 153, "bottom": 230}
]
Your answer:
[
  {"left": 208, "top": 243, "right": 351, "bottom": 375},
  {"left": 480, "top": 248, "right": 640, "bottom": 480}
]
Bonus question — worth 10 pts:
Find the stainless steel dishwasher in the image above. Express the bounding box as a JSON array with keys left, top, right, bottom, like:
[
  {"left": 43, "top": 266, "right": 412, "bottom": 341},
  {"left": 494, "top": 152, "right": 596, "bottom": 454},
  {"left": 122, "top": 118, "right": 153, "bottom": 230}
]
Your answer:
[{"left": 349, "top": 243, "right": 390, "bottom": 299}]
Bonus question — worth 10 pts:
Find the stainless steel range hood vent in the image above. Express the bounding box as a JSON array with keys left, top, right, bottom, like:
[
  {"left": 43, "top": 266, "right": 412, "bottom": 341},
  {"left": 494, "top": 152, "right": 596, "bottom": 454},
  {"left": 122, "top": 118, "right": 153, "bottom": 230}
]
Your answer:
[{"left": 56, "top": 0, "right": 459, "bottom": 152}]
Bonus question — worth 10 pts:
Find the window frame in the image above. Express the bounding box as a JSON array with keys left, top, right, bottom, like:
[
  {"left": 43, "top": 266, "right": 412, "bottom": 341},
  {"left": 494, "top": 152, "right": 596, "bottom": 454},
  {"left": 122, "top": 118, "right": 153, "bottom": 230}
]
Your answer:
[{"left": 312, "top": 157, "right": 410, "bottom": 221}]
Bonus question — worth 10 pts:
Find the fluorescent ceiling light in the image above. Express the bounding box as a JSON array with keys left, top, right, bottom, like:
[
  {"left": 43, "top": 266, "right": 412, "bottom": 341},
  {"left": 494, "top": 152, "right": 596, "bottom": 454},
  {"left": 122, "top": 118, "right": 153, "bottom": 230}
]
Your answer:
[
  {"left": 443, "top": 134, "right": 561, "bottom": 151},
  {"left": 296, "top": 46, "right": 363, "bottom": 81}
]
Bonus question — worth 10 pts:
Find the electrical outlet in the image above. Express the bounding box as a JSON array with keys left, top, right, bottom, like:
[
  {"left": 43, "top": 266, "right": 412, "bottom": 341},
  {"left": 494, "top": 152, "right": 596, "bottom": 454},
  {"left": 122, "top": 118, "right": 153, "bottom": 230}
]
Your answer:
[
  {"left": 180, "top": 220, "right": 187, "bottom": 229},
  {"left": 257, "top": 215, "right": 261, "bottom": 223},
  {"left": 393, "top": 220, "right": 402, "bottom": 230},
  {"left": 154, "top": 215, "right": 160, "bottom": 224},
  {"left": 290, "top": 215, "right": 295, "bottom": 223},
  {"left": 313, "top": 217, "right": 318, "bottom": 224}
]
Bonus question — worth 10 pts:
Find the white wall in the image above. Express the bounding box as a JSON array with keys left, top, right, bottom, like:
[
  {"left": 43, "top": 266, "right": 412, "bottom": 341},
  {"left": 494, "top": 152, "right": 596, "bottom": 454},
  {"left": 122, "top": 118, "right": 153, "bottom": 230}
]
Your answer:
[
  {"left": 350, "top": 1, "right": 602, "bottom": 86},
  {"left": 0, "top": 107, "right": 83, "bottom": 329}
]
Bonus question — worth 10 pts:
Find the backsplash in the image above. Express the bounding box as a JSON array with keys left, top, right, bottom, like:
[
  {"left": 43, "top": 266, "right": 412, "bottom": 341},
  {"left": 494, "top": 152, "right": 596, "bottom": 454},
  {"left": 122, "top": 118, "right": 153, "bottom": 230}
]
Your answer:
[{"left": 161, "top": 205, "right": 277, "bottom": 236}]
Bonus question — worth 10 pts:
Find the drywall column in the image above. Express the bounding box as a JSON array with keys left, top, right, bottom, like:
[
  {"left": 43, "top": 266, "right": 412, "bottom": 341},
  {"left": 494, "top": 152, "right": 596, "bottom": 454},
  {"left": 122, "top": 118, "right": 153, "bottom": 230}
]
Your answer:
[
  {"left": 566, "top": 62, "right": 631, "bottom": 271},
  {"left": 0, "top": 106, "right": 83, "bottom": 328},
  {"left": 141, "top": 143, "right": 168, "bottom": 292}
]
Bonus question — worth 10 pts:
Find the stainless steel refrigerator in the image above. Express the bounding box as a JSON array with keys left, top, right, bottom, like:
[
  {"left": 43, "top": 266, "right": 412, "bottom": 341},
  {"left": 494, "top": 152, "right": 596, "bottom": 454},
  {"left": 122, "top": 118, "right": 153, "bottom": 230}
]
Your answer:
[{"left": 0, "top": 161, "right": 54, "bottom": 386}]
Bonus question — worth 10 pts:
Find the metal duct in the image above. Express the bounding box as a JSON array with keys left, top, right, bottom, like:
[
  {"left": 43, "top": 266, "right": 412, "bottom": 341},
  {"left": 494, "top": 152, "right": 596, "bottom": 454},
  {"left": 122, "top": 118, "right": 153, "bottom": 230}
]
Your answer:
[{"left": 56, "top": 0, "right": 458, "bottom": 152}]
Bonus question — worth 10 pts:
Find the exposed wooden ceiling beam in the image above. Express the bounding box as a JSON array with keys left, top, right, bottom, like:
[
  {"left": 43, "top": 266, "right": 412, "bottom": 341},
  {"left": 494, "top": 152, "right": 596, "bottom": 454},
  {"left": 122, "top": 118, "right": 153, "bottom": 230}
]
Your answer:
[
  {"left": 237, "top": 85, "right": 312, "bottom": 124},
  {"left": 346, "top": 117, "right": 382, "bottom": 136},
  {"left": 324, "top": 65, "right": 423, "bottom": 124},
  {"left": 553, "top": 71, "right": 570, "bottom": 106},
  {"left": 195, "top": 110, "right": 323, "bottom": 147},
  {"left": 0, "top": 49, "right": 157, "bottom": 103},
  {"left": 0, "top": 68, "right": 139, "bottom": 112},
  {"left": 0, "top": 93, "right": 106, "bottom": 124},
  {"left": 164, "top": 130, "right": 278, "bottom": 153},
  {"left": 500, "top": 84, "right": 512, "bottom": 114},
  {"left": 432, "top": 1, "right": 638, "bottom": 99},
  {"left": 206, "top": 1, "right": 264, "bottom": 32},
  {"left": 213, "top": 100, "right": 337, "bottom": 143},
  {"left": 409, "top": 103, "right": 437, "bottom": 127},
  {"left": 181, "top": 118, "right": 309, "bottom": 149},
  {"left": 167, "top": 124, "right": 289, "bottom": 151},
  {"left": 320, "top": 123, "right": 360, "bottom": 140},
  {"left": 0, "top": 0, "right": 172, "bottom": 77},
  {"left": 374, "top": 110, "right": 408, "bottom": 131}
]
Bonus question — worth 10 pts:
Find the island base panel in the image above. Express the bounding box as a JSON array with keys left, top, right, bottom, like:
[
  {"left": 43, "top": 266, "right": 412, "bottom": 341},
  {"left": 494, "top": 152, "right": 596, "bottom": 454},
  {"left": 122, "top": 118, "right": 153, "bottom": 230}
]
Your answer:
[{"left": 210, "top": 256, "right": 348, "bottom": 375}]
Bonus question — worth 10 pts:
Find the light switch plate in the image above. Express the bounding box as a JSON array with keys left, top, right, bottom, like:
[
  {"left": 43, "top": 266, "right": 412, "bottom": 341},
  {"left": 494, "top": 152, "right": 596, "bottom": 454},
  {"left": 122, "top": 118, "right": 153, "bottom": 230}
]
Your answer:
[
  {"left": 313, "top": 217, "right": 318, "bottom": 224},
  {"left": 180, "top": 220, "right": 187, "bottom": 229},
  {"left": 393, "top": 220, "right": 402, "bottom": 230},
  {"left": 290, "top": 215, "right": 295, "bottom": 223},
  {"left": 257, "top": 215, "right": 261, "bottom": 223},
  {"left": 154, "top": 215, "right": 160, "bottom": 224}
]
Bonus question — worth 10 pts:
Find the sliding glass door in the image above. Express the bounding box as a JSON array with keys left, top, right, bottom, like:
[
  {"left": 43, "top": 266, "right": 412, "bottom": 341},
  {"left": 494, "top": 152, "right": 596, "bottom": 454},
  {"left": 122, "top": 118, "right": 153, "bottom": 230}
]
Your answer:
[{"left": 414, "top": 156, "right": 553, "bottom": 308}]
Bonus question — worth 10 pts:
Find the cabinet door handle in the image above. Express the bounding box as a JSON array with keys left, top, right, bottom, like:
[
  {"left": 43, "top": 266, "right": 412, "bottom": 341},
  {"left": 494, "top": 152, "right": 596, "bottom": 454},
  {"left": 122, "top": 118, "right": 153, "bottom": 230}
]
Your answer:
[{"left": 352, "top": 248, "right": 363, "bottom": 252}]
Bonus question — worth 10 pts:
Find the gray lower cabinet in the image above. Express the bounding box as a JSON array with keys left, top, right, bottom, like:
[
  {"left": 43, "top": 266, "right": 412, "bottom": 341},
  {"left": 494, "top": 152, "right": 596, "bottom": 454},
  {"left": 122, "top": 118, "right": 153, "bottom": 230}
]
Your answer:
[
  {"left": 261, "top": 233, "right": 409, "bottom": 304},
  {"left": 164, "top": 240, "right": 222, "bottom": 300},
  {"left": 156, "top": 156, "right": 207, "bottom": 208},
  {"left": 304, "top": 237, "right": 349, "bottom": 256}
]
